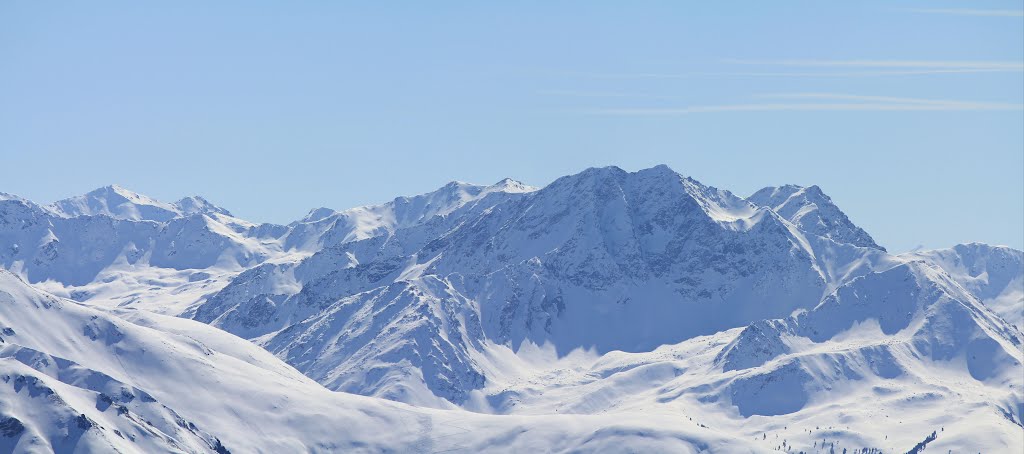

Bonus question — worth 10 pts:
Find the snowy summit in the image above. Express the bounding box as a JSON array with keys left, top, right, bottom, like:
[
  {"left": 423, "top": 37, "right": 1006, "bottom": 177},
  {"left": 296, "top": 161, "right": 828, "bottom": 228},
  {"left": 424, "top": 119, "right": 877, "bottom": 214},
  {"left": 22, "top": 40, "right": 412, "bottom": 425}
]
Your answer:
[{"left": 0, "top": 165, "right": 1021, "bottom": 453}]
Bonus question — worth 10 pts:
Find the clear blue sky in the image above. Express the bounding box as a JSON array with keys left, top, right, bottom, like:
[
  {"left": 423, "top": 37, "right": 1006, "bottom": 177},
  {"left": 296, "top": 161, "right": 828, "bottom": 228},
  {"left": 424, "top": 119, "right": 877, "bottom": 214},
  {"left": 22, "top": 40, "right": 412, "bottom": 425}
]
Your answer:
[{"left": 2, "top": 1, "right": 1022, "bottom": 252}]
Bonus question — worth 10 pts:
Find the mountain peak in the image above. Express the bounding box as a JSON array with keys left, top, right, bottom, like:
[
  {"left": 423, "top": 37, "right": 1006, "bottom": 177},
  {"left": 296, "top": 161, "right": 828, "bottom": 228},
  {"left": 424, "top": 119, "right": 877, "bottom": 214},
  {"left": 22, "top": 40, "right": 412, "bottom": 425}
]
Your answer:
[
  {"left": 0, "top": 192, "right": 30, "bottom": 203},
  {"left": 46, "top": 185, "right": 231, "bottom": 222},
  {"left": 648, "top": 163, "right": 677, "bottom": 174},
  {"left": 572, "top": 164, "right": 685, "bottom": 185},
  {"left": 581, "top": 165, "right": 629, "bottom": 177},
  {"left": 539, "top": 165, "right": 756, "bottom": 225},
  {"left": 440, "top": 180, "right": 474, "bottom": 189},
  {"left": 748, "top": 184, "right": 883, "bottom": 250},
  {"left": 48, "top": 184, "right": 178, "bottom": 221},
  {"left": 174, "top": 195, "right": 232, "bottom": 217},
  {"left": 91, "top": 184, "right": 157, "bottom": 202},
  {"left": 490, "top": 178, "right": 538, "bottom": 193},
  {"left": 301, "top": 207, "right": 338, "bottom": 223}
]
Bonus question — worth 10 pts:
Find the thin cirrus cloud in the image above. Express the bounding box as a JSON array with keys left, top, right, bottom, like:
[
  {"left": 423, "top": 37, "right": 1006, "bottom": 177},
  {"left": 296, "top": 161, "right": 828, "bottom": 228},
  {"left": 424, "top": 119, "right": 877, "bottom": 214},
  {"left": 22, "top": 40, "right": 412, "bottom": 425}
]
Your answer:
[
  {"left": 581, "top": 93, "right": 1024, "bottom": 116},
  {"left": 900, "top": 8, "right": 1024, "bottom": 17},
  {"left": 572, "top": 69, "right": 1015, "bottom": 78},
  {"left": 716, "top": 59, "right": 1024, "bottom": 77},
  {"left": 551, "top": 60, "right": 1024, "bottom": 79},
  {"left": 721, "top": 59, "right": 1024, "bottom": 70}
]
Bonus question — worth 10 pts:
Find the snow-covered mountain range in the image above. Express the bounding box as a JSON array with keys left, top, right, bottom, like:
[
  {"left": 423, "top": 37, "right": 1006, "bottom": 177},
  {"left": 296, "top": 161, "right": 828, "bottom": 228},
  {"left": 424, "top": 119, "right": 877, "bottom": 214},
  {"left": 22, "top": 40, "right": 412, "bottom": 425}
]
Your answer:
[{"left": 1, "top": 165, "right": 1021, "bottom": 453}]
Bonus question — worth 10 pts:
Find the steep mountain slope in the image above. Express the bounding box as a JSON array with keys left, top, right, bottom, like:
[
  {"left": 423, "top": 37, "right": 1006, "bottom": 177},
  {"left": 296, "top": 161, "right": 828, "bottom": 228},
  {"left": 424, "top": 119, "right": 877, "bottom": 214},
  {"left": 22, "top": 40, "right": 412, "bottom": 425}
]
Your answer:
[
  {"left": 904, "top": 243, "right": 1024, "bottom": 330},
  {"left": 1, "top": 165, "right": 1020, "bottom": 453},
  {"left": 0, "top": 270, "right": 767, "bottom": 453},
  {"left": 280, "top": 178, "right": 537, "bottom": 252},
  {"left": 0, "top": 189, "right": 273, "bottom": 288},
  {"left": 747, "top": 184, "right": 883, "bottom": 250},
  {"left": 47, "top": 185, "right": 230, "bottom": 222},
  {"left": 193, "top": 165, "right": 894, "bottom": 405},
  {"left": 472, "top": 260, "right": 1023, "bottom": 453},
  {"left": 419, "top": 166, "right": 826, "bottom": 350},
  {"left": 713, "top": 259, "right": 1023, "bottom": 451},
  {"left": 0, "top": 180, "right": 533, "bottom": 317}
]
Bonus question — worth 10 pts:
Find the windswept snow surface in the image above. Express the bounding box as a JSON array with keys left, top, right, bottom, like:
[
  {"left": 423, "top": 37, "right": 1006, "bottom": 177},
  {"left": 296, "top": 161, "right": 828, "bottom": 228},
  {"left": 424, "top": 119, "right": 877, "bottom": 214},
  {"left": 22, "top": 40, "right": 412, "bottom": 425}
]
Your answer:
[
  {"left": 1, "top": 165, "right": 1021, "bottom": 453},
  {"left": 0, "top": 270, "right": 766, "bottom": 453},
  {"left": 903, "top": 243, "right": 1024, "bottom": 330},
  {"left": 47, "top": 185, "right": 231, "bottom": 222},
  {"left": 747, "top": 184, "right": 883, "bottom": 251}
]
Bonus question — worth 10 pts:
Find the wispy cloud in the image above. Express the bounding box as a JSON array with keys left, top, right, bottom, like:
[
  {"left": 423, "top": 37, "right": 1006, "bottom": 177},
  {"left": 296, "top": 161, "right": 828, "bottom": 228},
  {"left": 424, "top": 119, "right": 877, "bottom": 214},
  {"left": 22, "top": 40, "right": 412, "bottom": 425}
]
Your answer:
[
  {"left": 552, "top": 60, "right": 1024, "bottom": 80},
  {"left": 901, "top": 8, "right": 1024, "bottom": 17},
  {"left": 722, "top": 59, "right": 1024, "bottom": 71},
  {"left": 581, "top": 93, "right": 1024, "bottom": 116},
  {"left": 575, "top": 69, "right": 1013, "bottom": 79},
  {"left": 757, "top": 92, "right": 1020, "bottom": 105}
]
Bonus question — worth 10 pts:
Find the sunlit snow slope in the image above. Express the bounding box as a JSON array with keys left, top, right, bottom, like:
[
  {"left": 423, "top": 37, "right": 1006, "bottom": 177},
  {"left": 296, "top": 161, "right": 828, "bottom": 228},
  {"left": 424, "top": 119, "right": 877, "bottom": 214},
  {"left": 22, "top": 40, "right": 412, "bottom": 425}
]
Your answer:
[
  {"left": 0, "top": 270, "right": 768, "bottom": 453},
  {"left": 1, "top": 164, "right": 1021, "bottom": 453}
]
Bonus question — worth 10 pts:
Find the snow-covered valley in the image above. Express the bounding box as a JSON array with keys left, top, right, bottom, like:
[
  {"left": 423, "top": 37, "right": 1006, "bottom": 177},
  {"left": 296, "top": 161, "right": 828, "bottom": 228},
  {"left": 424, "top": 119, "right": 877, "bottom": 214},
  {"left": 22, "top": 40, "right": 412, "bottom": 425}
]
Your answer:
[{"left": 1, "top": 165, "right": 1021, "bottom": 453}]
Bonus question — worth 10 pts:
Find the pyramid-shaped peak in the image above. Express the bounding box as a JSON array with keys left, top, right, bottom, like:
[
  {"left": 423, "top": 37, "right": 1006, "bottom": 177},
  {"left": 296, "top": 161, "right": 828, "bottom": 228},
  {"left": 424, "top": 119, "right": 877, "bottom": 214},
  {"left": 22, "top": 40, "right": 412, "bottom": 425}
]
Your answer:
[
  {"left": 747, "top": 184, "right": 882, "bottom": 250},
  {"left": 48, "top": 184, "right": 177, "bottom": 221},
  {"left": 88, "top": 184, "right": 157, "bottom": 202},
  {"left": 301, "top": 207, "right": 339, "bottom": 223},
  {"left": 490, "top": 178, "right": 538, "bottom": 193},
  {"left": 46, "top": 185, "right": 232, "bottom": 222},
  {"left": 174, "top": 195, "right": 233, "bottom": 217}
]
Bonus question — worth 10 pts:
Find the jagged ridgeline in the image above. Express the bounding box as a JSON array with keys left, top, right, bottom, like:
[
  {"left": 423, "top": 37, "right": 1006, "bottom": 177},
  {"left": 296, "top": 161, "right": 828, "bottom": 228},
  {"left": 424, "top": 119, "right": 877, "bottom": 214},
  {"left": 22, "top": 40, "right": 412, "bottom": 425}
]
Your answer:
[{"left": 1, "top": 165, "right": 1021, "bottom": 453}]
